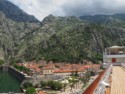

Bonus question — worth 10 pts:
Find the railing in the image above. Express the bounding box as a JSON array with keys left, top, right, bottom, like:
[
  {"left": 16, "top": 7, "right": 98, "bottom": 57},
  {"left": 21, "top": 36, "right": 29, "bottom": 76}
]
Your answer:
[
  {"left": 83, "top": 65, "right": 112, "bottom": 94},
  {"left": 104, "top": 52, "right": 125, "bottom": 55},
  {"left": 121, "top": 63, "right": 125, "bottom": 67},
  {"left": 104, "top": 54, "right": 125, "bottom": 58}
]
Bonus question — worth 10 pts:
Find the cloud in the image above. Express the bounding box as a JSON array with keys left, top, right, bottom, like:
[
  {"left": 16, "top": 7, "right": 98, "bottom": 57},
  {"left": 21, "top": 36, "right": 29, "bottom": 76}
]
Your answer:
[
  {"left": 8, "top": 0, "right": 125, "bottom": 21},
  {"left": 8, "top": 0, "right": 67, "bottom": 21},
  {"left": 62, "top": 0, "right": 125, "bottom": 16}
]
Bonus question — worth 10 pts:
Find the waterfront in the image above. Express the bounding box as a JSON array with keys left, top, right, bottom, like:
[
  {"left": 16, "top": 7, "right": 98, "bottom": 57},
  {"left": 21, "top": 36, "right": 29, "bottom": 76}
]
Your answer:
[{"left": 0, "top": 71, "right": 21, "bottom": 93}]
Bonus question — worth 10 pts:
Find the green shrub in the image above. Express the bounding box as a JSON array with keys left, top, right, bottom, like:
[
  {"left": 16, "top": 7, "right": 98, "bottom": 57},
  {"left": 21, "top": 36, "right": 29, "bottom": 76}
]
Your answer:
[
  {"left": 0, "top": 59, "right": 4, "bottom": 65},
  {"left": 25, "top": 87, "right": 36, "bottom": 94},
  {"left": 14, "top": 64, "right": 30, "bottom": 72},
  {"left": 47, "top": 80, "right": 63, "bottom": 90},
  {"left": 40, "top": 81, "right": 47, "bottom": 89},
  {"left": 23, "top": 82, "right": 33, "bottom": 89}
]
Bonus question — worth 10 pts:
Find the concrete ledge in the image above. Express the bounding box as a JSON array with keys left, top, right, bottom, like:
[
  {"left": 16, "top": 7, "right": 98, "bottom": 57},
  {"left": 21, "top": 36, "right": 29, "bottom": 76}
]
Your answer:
[{"left": 8, "top": 67, "right": 26, "bottom": 81}]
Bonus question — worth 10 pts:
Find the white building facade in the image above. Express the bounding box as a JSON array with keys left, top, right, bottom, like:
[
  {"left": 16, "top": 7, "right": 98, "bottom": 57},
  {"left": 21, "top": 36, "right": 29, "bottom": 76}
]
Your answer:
[{"left": 103, "top": 46, "right": 125, "bottom": 66}]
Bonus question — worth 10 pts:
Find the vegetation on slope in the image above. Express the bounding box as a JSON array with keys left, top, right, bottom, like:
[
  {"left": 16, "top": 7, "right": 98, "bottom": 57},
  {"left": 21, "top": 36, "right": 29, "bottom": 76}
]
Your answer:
[
  {"left": 1, "top": 4, "right": 125, "bottom": 64},
  {"left": 21, "top": 23, "right": 125, "bottom": 63}
]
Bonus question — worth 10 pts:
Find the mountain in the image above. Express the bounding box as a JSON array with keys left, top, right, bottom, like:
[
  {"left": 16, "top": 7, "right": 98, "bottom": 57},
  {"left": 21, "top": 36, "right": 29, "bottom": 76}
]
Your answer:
[
  {"left": 80, "top": 14, "right": 125, "bottom": 24},
  {"left": 0, "top": 1, "right": 125, "bottom": 63},
  {"left": 0, "top": 0, "right": 39, "bottom": 22},
  {"left": 15, "top": 15, "right": 125, "bottom": 63},
  {"left": 14, "top": 15, "right": 82, "bottom": 60},
  {"left": 1, "top": 11, "right": 125, "bottom": 63},
  {"left": 0, "top": 11, "right": 40, "bottom": 62},
  {"left": 20, "top": 22, "right": 125, "bottom": 63}
]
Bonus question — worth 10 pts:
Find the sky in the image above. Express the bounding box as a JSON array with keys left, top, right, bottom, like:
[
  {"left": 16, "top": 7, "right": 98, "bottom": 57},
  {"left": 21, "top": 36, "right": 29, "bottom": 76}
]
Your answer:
[{"left": 8, "top": 0, "right": 125, "bottom": 21}]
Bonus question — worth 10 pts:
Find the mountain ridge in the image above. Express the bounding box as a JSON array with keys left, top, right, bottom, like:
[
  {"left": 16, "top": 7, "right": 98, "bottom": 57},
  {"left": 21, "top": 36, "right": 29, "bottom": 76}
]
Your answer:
[
  {"left": 80, "top": 14, "right": 125, "bottom": 24},
  {"left": 0, "top": 0, "right": 39, "bottom": 22},
  {"left": 0, "top": 1, "right": 125, "bottom": 63}
]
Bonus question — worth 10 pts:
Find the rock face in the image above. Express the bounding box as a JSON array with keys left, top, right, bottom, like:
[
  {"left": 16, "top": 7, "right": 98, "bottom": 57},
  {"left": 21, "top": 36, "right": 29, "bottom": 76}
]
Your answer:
[
  {"left": 0, "top": 0, "right": 125, "bottom": 63},
  {"left": 0, "top": 11, "right": 40, "bottom": 62},
  {"left": 16, "top": 15, "right": 125, "bottom": 63},
  {"left": 0, "top": 0, "right": 39, "bottom": 22}
]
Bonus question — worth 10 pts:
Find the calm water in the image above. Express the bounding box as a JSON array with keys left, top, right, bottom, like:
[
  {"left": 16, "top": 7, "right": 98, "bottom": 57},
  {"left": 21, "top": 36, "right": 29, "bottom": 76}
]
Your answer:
[{"left": 0, "top": 71, "right": 21, "bottom": 93}]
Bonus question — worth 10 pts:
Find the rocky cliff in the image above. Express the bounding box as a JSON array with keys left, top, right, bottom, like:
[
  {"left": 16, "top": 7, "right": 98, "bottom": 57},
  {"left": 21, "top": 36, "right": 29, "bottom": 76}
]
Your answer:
[{"left": 0, "top": 0, "right": 125, "bottom": 63}]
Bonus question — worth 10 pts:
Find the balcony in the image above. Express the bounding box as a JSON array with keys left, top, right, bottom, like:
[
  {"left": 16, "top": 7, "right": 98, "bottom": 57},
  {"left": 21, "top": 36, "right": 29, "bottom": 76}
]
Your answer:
[{"left": 104, "top": 54, "right": 125, "bottom": 58}]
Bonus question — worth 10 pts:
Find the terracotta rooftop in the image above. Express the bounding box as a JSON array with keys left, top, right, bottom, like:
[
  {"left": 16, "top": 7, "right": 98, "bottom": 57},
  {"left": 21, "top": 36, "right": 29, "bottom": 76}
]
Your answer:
[
  {"left": 54, "top": 69, "right": 85, "bottom": 73},
  {"left": 17, "top": 63, "right": 41, "bottom": 72},
  {"left": 17, "top": 62, "right": 100, "bottom": 74},
  {"left": 38, "top": 91, "right": 46, "bottom": 94}
]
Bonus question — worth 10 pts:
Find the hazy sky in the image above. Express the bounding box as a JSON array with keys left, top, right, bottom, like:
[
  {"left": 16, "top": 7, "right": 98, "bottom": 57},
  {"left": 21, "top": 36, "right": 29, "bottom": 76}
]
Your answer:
[{"left": 8, "top": 0, "right": 125, "bottom": 21}]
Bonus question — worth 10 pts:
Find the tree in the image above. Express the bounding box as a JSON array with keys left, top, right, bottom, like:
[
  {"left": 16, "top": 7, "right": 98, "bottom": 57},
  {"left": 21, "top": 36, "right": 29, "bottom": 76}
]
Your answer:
[
  {"left": 40, "top": 81, "right": 47, "bottom": 89},
  {"left": 0, "top": 59, "right": 4, "bottom": 65},
  {"left": 69, "top": 83, "right": 74, "bottom": 91},
  {"left": 25, "top": 87, "right": 36, "bottom": 94},
  {"left": 82, "top": 78, "right": 87, "bottom": 86},
  {"left": 71, "top": 71, "right": 79, "bottom": 77},
  {"left": 47, "top": 80, "right": 63, "bottom": 90},
  {"left": 79, "top": 71, "right": 91, "bottom": 87},
  {"left": 68, "top": 78, "right": 76, "bottom": 91},
  {"left": 14, "top": 64, "right": 30, "bottom": 73},
  {"left": 85, "top": 70, "right": 91, "bottom": 82},
  {"left": 63, "top": 83, "right": 67, "bottom": 91},
  {"left": 23, "top": 82, "right": 33, "bottom": 89}
]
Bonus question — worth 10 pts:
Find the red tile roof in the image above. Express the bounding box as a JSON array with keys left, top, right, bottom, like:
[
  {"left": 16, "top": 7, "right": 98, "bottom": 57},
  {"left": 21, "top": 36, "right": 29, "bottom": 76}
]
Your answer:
[
  {"left": 17, "top": 63, "right": 41, "bottom": 72},
  {"left": 54, "top": 69, "right": 85, "bottom": 73},
  {"left": 17, "top": 62, "right": 100, "bottom": 75},
  {"left": 38, "top": 91, "right": 46, "bottom": 94}
]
